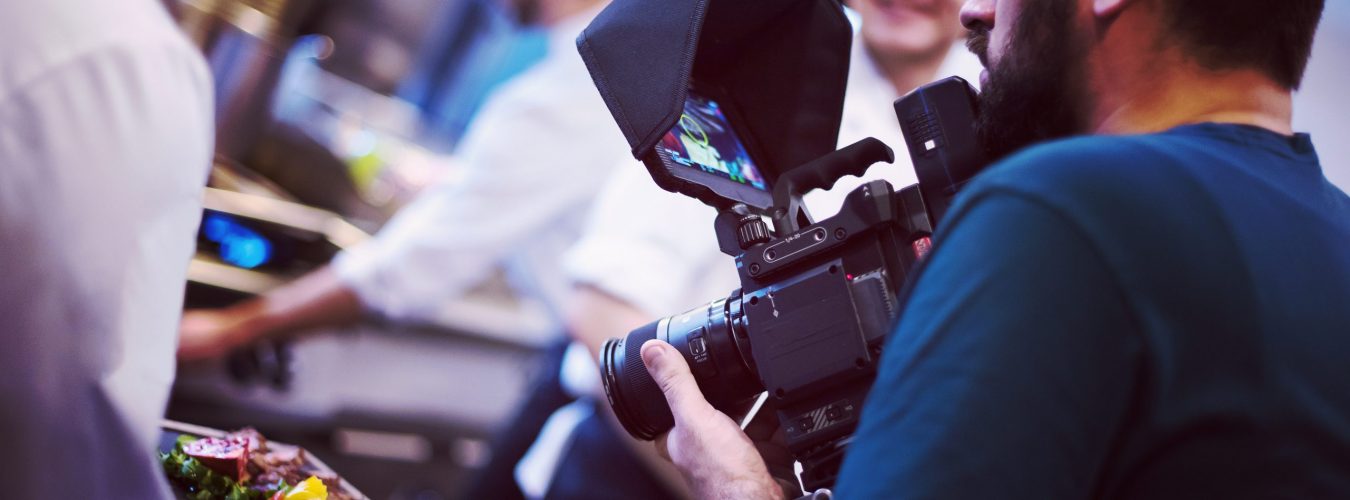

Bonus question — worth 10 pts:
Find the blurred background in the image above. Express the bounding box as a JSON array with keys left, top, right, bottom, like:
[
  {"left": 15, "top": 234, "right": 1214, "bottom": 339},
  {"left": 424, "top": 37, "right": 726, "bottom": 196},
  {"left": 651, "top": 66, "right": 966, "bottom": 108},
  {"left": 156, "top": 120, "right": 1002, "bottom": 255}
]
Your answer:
[
  {"left": 169, "top": 0, "right": 555, "bottom": 498},
  {"left": 162, "top": 0, "right": 1350, "bottom": 498}
]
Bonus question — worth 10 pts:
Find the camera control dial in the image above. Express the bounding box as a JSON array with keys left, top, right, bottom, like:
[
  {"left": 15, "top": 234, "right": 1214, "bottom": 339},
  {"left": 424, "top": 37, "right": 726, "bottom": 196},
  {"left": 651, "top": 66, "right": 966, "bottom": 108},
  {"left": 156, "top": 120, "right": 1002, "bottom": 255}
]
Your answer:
[{"left": 736, "top": 216, "right": 771, "bottom": 249}]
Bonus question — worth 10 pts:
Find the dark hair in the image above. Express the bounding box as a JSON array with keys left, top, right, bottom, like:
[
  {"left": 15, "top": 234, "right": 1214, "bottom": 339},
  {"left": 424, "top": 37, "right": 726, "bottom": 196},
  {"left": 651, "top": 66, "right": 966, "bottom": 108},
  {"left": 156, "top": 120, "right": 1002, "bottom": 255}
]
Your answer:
[{"left": 1161, "top": 0, "right": 1325, "bottom": 89}]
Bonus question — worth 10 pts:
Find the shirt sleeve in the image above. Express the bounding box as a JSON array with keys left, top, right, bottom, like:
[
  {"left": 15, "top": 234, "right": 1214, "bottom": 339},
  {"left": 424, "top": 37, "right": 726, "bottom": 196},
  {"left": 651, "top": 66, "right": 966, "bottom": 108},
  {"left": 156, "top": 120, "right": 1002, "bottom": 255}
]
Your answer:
[
  {"left": 834, "top": 189, "right": 1141, "bottom": 499},
  {"left": 561, "top": 163, "right": 735, "bottom": 317},
  {"left": 333, "top": 69, "right": 626, "bottom": 322}
]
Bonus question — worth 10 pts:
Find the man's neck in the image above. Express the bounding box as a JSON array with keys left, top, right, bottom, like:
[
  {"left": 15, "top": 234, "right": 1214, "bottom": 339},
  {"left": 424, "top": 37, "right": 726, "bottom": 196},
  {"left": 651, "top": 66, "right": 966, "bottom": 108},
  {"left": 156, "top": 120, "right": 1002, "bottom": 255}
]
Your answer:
[
  {"left": 865, "top": 42, "right": 951, "bottom": 97},
  {"left": 1090, "top": 63, "right": 1294, "bottom": 137}
]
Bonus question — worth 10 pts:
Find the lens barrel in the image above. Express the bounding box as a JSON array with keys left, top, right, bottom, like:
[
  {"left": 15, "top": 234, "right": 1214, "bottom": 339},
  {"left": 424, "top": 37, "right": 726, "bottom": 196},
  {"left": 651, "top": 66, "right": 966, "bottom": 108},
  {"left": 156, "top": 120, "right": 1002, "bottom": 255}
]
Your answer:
[
  {"left": 601, "top": 320, "right": 672, "bottom": 440},
  {"left": 601, "top": 295, "right": 764, "bottom": 441}
]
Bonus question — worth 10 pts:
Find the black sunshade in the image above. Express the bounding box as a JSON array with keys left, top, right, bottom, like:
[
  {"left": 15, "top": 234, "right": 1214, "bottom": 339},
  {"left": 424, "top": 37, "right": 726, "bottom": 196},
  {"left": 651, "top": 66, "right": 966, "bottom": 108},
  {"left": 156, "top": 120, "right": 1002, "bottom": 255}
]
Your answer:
[{"left": 577, "top": 0, "right": 853, "bottom": 180}]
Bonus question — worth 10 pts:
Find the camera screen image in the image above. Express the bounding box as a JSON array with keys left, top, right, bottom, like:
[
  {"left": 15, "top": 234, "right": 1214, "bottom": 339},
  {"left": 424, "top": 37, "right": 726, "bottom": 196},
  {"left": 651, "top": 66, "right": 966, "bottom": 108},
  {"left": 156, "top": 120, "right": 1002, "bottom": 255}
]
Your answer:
[{"left": 655, "top": 91, "right": 767, "bottom": 191}]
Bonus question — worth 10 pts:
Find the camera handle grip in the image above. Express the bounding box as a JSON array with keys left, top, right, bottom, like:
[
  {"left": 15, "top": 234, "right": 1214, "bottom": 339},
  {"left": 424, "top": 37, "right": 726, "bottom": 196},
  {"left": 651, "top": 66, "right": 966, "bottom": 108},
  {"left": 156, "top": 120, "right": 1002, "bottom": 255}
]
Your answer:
[{"left": 771, "top": 137, "right": 895, "bottom": 233}]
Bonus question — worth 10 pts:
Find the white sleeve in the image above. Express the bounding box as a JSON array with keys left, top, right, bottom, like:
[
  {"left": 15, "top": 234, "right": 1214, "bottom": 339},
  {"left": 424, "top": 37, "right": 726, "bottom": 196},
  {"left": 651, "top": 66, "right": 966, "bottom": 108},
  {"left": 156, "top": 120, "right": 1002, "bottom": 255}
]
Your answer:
[
  {"left": 563, "top": 163, "right": 738, "bottom": 317},
  {"left": 0, "top": 15, "right": 213, "bottom": 499},
  {"left": 333, "top": 70, "right": 628, "bottom": 323}
]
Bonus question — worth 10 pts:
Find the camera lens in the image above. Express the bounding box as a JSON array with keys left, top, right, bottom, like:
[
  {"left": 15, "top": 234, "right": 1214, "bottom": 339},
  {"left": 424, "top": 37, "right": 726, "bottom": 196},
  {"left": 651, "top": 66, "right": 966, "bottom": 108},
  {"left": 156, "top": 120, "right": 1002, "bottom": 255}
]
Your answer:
[
  {"left": 601, "top": 321, "right": 672, "bottom": 440},
  {"left": 601, "top": 295, "right": 764, "bottom": 440}
]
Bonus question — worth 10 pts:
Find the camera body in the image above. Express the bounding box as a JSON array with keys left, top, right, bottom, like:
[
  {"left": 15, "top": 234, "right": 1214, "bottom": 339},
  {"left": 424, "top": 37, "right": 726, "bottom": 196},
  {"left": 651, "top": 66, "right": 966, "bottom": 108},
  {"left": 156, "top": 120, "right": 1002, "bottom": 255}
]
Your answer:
[
  {"left": 601, "top": 77, "right": 985, "bottom": 490},
  {"left": 728, "top": 179, "right": 935, "bottom": 488}
]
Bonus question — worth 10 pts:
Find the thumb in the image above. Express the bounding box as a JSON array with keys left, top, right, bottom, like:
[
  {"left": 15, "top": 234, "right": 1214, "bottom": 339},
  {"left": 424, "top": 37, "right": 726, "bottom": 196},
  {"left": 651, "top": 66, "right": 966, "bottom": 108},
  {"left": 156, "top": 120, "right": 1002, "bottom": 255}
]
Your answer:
[{"left": 640, "top": 339, "right": 714, "bottom": 421}]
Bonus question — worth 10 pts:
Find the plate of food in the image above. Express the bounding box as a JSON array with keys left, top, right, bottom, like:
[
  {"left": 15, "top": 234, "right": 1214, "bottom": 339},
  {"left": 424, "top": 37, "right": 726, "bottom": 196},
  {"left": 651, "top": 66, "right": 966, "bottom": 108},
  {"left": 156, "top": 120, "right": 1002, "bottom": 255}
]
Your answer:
[{"left": 159, "top": 420, "right": 366, "bottom": 500}]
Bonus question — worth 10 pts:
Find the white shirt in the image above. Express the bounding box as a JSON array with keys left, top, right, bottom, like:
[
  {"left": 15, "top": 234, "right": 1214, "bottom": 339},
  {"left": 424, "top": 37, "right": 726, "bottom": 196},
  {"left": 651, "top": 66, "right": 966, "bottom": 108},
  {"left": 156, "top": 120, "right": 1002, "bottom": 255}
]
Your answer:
[
  {"left": 0, "top": 1, "right": 213, "bottom": 498},
  {"left": 1293, "top": 1, "right": 1350, "bottom": 189},
  {"left": 565, "top": 38, "right": 982, "bottom": 320},
  {"left": 332, "top": 5, "right": 628, "bottom": 329}
]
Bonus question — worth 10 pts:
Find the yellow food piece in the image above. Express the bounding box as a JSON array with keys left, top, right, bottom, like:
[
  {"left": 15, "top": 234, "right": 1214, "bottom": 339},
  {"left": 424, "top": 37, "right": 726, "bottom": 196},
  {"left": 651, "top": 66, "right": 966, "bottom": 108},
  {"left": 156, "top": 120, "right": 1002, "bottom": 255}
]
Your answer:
[{"left": 284, "top": 476, "right": 328, "bottom": 500}]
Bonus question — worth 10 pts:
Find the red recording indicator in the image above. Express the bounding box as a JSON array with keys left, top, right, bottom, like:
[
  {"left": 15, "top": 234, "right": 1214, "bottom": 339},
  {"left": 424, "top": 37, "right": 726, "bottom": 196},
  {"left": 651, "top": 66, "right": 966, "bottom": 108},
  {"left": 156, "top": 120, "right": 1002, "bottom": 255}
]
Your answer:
[{"left": 911, "top": 236, "right": 933, "bottom": 260}]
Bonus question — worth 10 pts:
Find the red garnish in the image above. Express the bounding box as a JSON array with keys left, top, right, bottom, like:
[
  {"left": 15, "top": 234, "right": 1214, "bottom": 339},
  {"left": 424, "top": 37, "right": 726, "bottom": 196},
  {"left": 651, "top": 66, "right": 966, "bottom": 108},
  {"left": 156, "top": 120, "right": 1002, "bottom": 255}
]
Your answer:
[{"left": 182, "top": 436, "right": 252, "bottom": 481}]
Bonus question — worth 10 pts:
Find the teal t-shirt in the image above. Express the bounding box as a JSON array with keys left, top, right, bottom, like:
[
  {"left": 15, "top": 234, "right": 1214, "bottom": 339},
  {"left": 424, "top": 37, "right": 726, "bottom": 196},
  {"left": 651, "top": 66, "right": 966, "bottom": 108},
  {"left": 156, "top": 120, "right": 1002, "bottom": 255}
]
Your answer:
[{"left": 836, "top": 123, "right": 1350, "bottom": 498}]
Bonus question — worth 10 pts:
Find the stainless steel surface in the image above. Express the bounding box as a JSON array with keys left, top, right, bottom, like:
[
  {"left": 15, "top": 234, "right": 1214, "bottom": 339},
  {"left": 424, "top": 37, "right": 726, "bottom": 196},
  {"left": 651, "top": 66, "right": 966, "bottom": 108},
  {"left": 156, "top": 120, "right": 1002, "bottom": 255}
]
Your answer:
[
  {"left": 167, "top": 321, "right": 544, "bottom": 498},
  {"left": 297, "top": 0, "right": 450, "bottom": 96},
  {"left": 179, "top": 0, "right": 318, "bottom": 160},
  {"left": 188, "top": 258, "right": 286, "bottom": 296},
  {"left": 203, "top": 187, "right": 370, "bottom": 250},
  {"left": 171, "top": 323, "right": 540, "bottom": 444}
]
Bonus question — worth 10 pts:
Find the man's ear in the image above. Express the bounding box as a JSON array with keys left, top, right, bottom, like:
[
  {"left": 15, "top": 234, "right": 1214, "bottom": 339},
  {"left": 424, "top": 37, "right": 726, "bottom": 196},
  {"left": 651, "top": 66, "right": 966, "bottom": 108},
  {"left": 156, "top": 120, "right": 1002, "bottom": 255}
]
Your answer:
[{"left": 1093, "top": 0, "right": 1135, "bottom": 19}]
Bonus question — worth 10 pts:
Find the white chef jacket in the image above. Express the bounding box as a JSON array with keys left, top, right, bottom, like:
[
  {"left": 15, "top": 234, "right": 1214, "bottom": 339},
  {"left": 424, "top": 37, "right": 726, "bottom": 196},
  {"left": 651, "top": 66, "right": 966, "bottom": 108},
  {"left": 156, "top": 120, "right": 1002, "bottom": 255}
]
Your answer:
[
  {"left": 332, "top": 4, "right": 628, "bottom": 329},
  {"left": 512, "top": 37, "right": 982, "bottom": 497},
  {"left": 0, "top": 1, "right": 213, "bottom": 498}
]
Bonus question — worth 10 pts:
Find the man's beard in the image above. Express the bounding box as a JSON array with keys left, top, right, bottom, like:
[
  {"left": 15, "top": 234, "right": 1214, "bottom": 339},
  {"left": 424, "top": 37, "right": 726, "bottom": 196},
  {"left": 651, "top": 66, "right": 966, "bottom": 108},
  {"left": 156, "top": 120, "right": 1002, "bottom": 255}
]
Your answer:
[{"left": 968, "top": 0, "right": 1089, "bottom": 162}]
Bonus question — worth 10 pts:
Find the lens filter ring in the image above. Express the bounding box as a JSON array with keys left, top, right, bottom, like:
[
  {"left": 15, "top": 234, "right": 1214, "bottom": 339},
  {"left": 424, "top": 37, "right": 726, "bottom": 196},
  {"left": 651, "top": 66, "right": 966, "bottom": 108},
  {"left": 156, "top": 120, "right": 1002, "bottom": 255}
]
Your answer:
[
  {"left": 601, "top": 320, "right": 674, "bottom": 440},
  {"left": 601, "top": 337, "right": 652, "bottom": 439}
]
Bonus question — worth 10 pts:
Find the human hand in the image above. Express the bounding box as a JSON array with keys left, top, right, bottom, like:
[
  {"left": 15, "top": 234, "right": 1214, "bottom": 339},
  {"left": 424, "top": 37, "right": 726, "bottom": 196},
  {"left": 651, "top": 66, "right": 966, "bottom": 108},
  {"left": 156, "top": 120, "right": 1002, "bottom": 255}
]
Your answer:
[
  {"left": 640, "top": 339, "right": 797, "bottom": 500},
  {"left": 177, "top": 304, "right": 264, "bottom": 361}
]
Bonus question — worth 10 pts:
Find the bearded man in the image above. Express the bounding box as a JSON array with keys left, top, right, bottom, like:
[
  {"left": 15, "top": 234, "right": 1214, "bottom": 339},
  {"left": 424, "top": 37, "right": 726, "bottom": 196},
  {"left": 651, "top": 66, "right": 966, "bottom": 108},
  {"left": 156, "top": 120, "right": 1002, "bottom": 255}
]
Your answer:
[{"left": 638, "top": 0, "right": 1350, "bottom": 498}]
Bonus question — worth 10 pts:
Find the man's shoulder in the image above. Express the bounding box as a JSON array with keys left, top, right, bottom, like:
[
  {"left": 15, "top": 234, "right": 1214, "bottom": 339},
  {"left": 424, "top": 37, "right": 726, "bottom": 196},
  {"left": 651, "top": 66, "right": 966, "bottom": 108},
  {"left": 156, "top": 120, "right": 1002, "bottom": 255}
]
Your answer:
[
  {"left": 0, "top": 0, "right": 203, "bottom": 102},
  {"left": 959, "top": 132, "right": 1212, "bottom": 223},
  {"left": 978, "top": 134, "right": 1192, "bottom": 196}
]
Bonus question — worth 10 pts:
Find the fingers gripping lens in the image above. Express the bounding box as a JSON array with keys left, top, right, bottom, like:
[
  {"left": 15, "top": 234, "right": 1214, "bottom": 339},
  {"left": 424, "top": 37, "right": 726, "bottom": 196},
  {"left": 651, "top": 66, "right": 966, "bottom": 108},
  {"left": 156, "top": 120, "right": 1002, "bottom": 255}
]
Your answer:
[
  {"left": 602, "top": 320, "right": 673, "bottom": 440},
  {"left": 601, "top": 295, "right": 765, "bottom": 442}
]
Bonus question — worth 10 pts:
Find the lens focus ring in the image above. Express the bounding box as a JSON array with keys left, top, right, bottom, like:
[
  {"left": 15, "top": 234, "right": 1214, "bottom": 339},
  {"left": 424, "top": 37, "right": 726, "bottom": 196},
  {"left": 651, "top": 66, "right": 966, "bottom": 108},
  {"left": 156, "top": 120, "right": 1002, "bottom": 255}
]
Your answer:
[{"left": 601, "top": 320, "right": 674, "bottom": 440}]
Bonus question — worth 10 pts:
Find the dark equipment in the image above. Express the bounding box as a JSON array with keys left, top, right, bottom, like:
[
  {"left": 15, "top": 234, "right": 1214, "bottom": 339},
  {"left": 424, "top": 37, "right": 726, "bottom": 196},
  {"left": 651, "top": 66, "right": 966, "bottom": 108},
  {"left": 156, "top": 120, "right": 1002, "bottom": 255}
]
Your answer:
[{"left": 578, "top": 0, "right": 989, "bottom": 491}]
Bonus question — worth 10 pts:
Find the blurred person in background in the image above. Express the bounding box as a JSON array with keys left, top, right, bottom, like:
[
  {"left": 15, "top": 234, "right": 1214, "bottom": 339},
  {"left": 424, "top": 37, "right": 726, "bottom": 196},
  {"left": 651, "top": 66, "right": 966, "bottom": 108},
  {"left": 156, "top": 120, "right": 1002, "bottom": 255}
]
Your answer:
[
  {"left": 516, "top": 0, "right": 981, "bottom": 498},
  {"left": 178, "top": 0, "right": 626, "bottom": 497},
  {"left": 177, "top": 0, "right": 616, "bottom": 357},
  {"left": 0, "top": 0, "right": 213, "bottom": 498}
]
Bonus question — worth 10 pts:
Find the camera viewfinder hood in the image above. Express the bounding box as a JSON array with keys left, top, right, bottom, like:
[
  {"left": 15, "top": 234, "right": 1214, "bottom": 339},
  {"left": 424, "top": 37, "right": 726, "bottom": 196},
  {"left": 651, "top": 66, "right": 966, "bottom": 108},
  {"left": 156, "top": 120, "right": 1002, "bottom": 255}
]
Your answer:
[{"left": 577, "top": 0, "right": 853, "bottom": 205}]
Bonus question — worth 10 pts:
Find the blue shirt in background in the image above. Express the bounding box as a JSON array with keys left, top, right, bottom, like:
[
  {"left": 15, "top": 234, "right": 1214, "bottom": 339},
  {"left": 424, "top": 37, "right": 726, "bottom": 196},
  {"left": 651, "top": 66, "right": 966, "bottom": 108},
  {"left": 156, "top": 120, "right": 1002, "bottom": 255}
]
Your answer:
[{"left": 836, "top": 123, "right": 1350, "bottom": 498}]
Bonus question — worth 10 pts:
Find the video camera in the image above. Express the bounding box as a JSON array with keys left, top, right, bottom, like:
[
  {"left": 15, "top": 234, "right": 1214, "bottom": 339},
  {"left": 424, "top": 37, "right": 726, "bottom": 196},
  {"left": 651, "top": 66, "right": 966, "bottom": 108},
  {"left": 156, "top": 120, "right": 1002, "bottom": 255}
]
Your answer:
[{"left": 578, "top": 0, "right": 987, "bottom": 490}]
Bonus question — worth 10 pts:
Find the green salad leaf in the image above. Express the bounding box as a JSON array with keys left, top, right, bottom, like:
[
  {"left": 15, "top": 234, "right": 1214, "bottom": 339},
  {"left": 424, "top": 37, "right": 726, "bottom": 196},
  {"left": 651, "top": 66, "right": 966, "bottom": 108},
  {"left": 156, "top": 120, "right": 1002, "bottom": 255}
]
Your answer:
[{"left": 159, "top": 435, "right": 290, "bottom": 500}]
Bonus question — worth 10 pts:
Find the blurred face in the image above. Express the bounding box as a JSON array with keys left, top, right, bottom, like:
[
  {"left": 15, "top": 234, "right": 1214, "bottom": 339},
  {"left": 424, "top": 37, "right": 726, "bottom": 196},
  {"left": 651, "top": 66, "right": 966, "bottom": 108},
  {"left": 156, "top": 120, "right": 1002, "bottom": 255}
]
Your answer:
[
  {"left": 500, "top": 0, "right": 543, "bottom": 25},
  {"left": 961, "top": 0, "right": 1091, "bottom": 161},
  {"left": 855, "top": 0, "right": 966, "bottom": 60}
]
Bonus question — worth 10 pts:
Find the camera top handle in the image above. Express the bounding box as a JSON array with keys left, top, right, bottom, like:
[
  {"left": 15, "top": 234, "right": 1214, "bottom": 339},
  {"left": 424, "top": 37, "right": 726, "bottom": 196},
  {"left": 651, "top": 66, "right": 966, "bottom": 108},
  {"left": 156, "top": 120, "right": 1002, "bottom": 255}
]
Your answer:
[
  {"left": 770, "top": 137, "right": 896, "bottom": 234},
  {"left": 709, "top": 138, "right": 895, "bottom": 258}
]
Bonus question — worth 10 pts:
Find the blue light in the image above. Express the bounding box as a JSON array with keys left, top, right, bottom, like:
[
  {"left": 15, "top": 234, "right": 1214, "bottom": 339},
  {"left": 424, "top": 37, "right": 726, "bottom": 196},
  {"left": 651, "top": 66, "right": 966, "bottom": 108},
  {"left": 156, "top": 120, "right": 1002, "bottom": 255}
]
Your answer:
[
  {"left": 203, "top": 213, "right": 273, "bottom": 269},
  {"left": 203, "top": 214, "right": 231, "bottom": 241},
  {"left": 220, "top": 233, "right": 272, "bottom": 269}
]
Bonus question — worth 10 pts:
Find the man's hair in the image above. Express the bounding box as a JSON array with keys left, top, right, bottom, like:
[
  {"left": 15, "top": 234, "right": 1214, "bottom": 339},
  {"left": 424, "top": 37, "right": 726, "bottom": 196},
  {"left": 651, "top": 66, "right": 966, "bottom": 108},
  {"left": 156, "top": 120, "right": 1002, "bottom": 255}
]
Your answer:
[{"left": 1161, "top": 0, "right": 1325, "bottom": 89}]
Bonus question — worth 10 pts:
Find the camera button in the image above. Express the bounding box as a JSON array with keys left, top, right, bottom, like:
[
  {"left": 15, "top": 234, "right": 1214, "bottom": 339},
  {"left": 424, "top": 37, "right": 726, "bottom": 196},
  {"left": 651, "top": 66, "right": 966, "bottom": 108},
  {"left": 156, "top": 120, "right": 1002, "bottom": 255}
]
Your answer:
[
  {"left": 825, "top": 406, "right": 843, "bottom": 421},
  {"left": 689, "top": 336, "right": 707, "bottom": 356}
]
